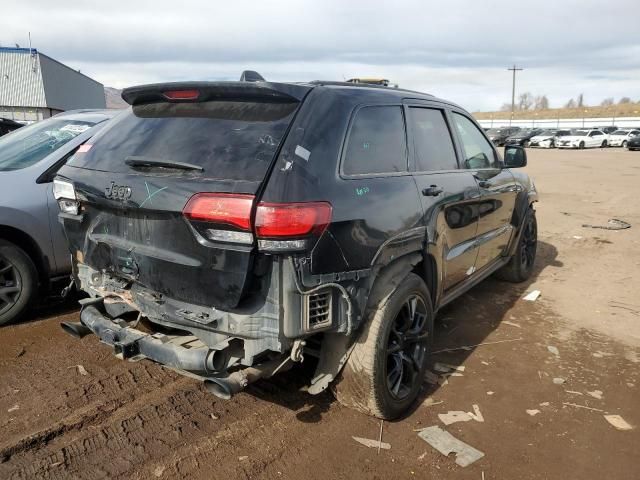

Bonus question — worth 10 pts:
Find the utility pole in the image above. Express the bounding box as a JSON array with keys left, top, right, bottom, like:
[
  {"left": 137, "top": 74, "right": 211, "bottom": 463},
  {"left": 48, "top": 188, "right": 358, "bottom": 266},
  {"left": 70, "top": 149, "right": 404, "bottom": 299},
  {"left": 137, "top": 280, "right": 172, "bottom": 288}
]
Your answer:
[{"left": 508, "top": 65, "right": 523, "bottom": 126}]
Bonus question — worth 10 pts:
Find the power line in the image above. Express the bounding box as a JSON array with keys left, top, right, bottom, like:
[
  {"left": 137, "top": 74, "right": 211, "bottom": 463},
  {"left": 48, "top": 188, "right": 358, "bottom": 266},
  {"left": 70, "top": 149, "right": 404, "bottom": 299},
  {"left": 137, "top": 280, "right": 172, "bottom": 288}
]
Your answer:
[{"left": 508, "top": 65, "right": 523, "bottom": 126}]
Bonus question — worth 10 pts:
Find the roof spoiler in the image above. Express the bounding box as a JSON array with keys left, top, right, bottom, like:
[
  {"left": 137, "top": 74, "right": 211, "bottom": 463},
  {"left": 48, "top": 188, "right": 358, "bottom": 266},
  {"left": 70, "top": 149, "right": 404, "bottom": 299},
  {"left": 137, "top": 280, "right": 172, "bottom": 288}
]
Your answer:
[{"left": 121, "top": 81, "right": 312, "bottom": 106}]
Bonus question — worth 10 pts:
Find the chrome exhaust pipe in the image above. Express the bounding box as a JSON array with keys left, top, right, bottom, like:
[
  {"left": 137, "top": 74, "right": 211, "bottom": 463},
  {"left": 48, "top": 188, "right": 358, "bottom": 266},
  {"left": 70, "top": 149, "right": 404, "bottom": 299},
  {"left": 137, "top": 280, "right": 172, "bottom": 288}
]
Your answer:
[
  {"left": 204, "top": 356, "right": 291, "bottom": 400},
  {"left": 60, "top": 321, "right": 92, "bottom": 339}
]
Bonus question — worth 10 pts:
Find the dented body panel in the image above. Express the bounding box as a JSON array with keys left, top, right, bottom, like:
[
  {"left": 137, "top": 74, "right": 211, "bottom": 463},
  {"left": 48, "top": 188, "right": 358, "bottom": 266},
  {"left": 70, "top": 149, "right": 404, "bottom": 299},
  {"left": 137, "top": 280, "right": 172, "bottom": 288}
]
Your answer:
[{"left": 57, "top": 81, "right": 537, "bottom": 396}]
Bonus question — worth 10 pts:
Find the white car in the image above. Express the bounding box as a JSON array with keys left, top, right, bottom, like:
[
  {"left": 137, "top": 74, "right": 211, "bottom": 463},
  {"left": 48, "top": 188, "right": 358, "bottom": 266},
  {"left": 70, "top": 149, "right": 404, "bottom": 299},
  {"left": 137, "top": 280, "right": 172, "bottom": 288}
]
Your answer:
[
  {"left": 556, "top": 129, "right": 608, "bottom": 149},
  {"left": 608, "top": 129, "right": 640, "bottom": 148},
  {"left": 529, "top": 129, "right": 572, "bottom": 148}
]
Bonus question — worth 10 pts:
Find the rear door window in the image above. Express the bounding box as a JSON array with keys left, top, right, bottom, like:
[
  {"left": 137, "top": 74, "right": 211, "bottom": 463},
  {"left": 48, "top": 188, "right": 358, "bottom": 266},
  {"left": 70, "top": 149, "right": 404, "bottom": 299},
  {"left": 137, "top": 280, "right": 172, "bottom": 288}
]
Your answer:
[
  {"left": 343, "top": 106, "right": 407, "bottom": 175},
  {"left": 451, "top": 113, "right": 498, "bottom": 169},
  {"left": 408, "top": 107, "right": 458, "bottom": 171},
  {"left": 0, "top": 118, "right": 95, "bottom": 171},
  {"left": 68, "top": 101, "right": 298, "bottom": 182}
]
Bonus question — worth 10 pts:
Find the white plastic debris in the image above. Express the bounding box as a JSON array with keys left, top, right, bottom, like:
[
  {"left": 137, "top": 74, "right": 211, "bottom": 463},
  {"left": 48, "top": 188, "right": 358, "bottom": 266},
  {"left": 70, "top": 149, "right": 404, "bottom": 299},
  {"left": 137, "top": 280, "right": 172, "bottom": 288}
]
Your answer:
[
  {"left": 539, "top": 402, "right": 550, "bottom": 407},
  {"left": 467, "top": 404, "right": 484, "bottom": 422},
  {"left": 587, "top": 390, "right": 603, "bottom": 400},
  {"left": 438, "top": 411, "right": 473, "bottom": 425},
  {"left": 352, "top": 436, "right": 391, "bottom": 450},
  {"left": 434, "top": 362, "right": 465, "bottom": 373},
  {"left": 547, "top": 346, "right": 560, "bottom": 356},
  {"left": 417, "top": 426, "right": 485, "bottom": 467},
  {"left": 523, "top": 290, "right": 541, "bottom": 301},
  {"left": 7, "top": 404, "right": 19, "bottom": 413},
  {"left": 486, "top": 391, "right": 494, "bottom": 396},
  {"left": 526, "top": 409, "right": 540, "bottom": 416},
  {"left": 294, "top": 145, "right": 311, "bottom": 161},
  {"left": 503, "top": 320, "right": 521, "bottom": 328},
  {"left": 553, "top": 377, "right": 566, "bottom": 385},
  {"left": 604, "top": 415, "right": 632, "bottom": 431},
  {"left": 76, "top": 365, "right": 89, "bottom": 376}
]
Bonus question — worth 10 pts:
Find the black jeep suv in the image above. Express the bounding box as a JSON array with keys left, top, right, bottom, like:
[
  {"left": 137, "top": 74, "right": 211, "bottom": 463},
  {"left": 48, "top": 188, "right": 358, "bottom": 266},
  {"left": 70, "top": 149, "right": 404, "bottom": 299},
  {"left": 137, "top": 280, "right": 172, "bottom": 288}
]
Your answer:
[{"left": 55, "top": 79, "right": 538, "bottom": 419}]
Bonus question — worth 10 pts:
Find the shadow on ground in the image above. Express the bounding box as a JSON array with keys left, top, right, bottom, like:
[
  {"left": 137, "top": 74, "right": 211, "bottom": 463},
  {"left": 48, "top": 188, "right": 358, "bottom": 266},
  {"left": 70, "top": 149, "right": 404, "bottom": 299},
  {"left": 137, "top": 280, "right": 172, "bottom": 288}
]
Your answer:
[{"left": 246, "top": 240, "right": 561, "bottom": 422}]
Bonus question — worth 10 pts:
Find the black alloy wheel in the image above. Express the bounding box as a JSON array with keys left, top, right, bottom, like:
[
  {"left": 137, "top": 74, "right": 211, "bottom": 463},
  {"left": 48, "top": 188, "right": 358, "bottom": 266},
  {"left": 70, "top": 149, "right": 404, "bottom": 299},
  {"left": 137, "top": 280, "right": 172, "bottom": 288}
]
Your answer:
[{"left": 385, "top": 295, "right": 429, "bottom": 400}]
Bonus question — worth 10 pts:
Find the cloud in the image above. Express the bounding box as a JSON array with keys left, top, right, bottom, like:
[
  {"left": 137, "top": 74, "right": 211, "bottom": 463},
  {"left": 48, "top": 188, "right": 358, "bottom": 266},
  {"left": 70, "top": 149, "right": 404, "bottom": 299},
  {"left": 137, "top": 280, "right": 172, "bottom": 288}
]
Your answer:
[{"left": 3, "top": 0, "right": 640, "bottom": 110}]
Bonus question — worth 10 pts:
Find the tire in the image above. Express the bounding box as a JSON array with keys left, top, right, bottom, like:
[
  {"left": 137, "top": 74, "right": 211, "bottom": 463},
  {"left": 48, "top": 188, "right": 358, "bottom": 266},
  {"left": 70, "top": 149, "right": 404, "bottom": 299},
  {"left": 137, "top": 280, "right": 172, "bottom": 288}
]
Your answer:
[
  {"left": 0, "top": 240, "right": 38, "bottom": 326},
  {"left": 579, "top": 141, "right": 585, "bottom": 149},
  {"left": 622, "top": 141, "right": 627, "bottom": 148},
  {"left": 523, "top": 140, "right": 530, "bottom": 148},
  {"left": 496, "top": 208, "right": 537, "bottom": 283},
  {"left": 550, "top": 140, "right": 555, "bottom": 148},
  {"left": 601, "top": 140, "right": 607, "bottom": 148},
  {"left": 332, "top": 273, "right": 434, "bottom": 419}
]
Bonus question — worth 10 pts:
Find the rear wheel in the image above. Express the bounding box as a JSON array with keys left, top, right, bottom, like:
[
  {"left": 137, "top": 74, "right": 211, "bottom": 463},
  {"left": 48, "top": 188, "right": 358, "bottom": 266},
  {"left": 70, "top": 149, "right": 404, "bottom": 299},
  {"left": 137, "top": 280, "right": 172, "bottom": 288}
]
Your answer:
[
  {"left": 622, "top": 141, "right": 627, "bottom": 148},
  {"left": 332, "top": 273, "right": 433, "bottom": 419},
  {"left": 601, "top": 140, "right": 607, "bottom": 148},
  {"left": 496, "top": 208, "right": 537, "bottom": 283},
  {"left": 0, "top": 240, "right": 38, "bottom": 326},
  {"left": 579, "top": 141, "right": 585, "bottom": 149}
]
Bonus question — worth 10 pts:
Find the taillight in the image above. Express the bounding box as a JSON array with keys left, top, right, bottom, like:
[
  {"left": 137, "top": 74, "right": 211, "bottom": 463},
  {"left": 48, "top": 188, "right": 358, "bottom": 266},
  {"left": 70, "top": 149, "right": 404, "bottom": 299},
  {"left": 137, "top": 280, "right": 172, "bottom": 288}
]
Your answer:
[
  {"left": 255, "top": 202, "right": 332, "bottom": 238},
  {"left": 183, "top": 193, "right": 332, "bottom": 250},
  {"left": 183, "top": 193, "right": 254, "bottom": 230},
  {"left": 163, "top": 89, "right": 200, "bottom": 100}
]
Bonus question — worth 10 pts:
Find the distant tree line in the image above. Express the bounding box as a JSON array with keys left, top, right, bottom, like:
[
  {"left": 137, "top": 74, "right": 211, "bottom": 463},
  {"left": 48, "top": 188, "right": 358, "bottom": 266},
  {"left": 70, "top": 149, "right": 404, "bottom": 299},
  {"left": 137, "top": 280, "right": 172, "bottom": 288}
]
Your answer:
[{"left": 500, "top": 93, "right": 638, "bottom": 112}]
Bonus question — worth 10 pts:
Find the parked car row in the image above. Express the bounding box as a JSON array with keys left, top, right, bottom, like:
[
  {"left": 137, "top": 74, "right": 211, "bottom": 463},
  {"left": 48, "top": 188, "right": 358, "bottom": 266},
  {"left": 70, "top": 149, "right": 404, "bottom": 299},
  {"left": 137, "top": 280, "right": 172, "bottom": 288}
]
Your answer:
[
  {"left": 0, "top": 110, "right": 117, "bottom": 325},
  {"left": 484, "top": 125, "right": 640, "bottom": 149}
]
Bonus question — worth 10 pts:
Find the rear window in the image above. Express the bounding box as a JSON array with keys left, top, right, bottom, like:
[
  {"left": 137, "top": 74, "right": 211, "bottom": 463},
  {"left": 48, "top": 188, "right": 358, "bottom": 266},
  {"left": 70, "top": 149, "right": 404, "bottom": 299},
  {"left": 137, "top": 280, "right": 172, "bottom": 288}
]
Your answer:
[
  {"left": 0, "top": 118, "right": 94, "bottom": 172},
  {"left": 343, "top": 106, "right": 407, "bottom": 175},
  {"left": 68, "top": 101, "right": 298, "bottom": 181}
]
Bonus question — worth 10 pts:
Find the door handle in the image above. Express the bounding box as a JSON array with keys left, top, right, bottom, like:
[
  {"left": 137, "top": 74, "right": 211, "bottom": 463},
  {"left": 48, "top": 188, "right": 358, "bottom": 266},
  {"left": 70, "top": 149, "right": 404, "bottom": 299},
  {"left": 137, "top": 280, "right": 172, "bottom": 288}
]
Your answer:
[{"left": 422, "top": 185, "right": 443, "bottom": 196}]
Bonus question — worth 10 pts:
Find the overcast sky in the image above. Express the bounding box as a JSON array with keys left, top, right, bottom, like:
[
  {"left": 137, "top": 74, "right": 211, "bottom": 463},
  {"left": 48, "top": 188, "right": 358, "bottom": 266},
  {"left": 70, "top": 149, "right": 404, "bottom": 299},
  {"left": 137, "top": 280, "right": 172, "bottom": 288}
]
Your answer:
[{"left": 3, "top": 0, "right": 640, "bottom": 111}]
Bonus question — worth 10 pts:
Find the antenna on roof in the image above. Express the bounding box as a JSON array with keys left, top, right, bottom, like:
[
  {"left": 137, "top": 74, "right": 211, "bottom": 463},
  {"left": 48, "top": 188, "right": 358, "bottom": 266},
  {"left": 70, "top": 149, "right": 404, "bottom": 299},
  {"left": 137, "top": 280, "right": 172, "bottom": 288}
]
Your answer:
[{"left": 240, "top": 70, "right": 265, "bottom": 82}]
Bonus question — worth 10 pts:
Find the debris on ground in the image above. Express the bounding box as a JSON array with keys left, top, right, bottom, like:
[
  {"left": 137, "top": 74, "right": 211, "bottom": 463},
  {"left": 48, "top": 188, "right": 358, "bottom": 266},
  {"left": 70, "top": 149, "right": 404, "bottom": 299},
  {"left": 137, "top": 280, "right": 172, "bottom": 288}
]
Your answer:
[
  {"left": 425, "top": 370, "right": 448, "bottom": 385},
  {"left": 8, "top": 404, "right": 19, "bottom": 413},
  {"left": 540, "top": 402, "right": 550, "bottom": 407},
  {"left": 153, "top": 466, "right": 165, "bottom": 477},
  {"left": 76, "top": 365, "right": 89, "bottom": 376},
  {"left": 565, "top": 390, "right": 583, "bottom": 395},
  {"left": 210, "top": 413, "right": 219, "bottom": 420},
  {"left": 572, "top": 235, "right": 583, "bottom": 239},
  {"left": 553, "top": 377, "right": 566, "bottom": 385},
  {"left": 563, "top": 402, "right": 604, "bottom": 412},
  {"left": 467, "top": 404, "right": 484, "bottom": 422},
  {"left": 523, "top": 290, "right": 541, "bottom": 302},
  {"left": 486, "top": 391, "right": 494, "bottom": 396},
  {"left": 503, "top": 320, "right": 521, "bottom": 328},
  {"left": 604, "top": 415, "right": 633, "bottom": 431},
  {"left": 422, "top": 398, "right": 444, "bottom": 408},
  {"left": 547, "top": 346, "right": 560, "bottom": 356},
  {"left": 238, "top": 456, "right": 249, "bottom": 461},
  {"left": 15, "top": 346, "right": 26, "bottom": 358},
  {"left": 352, "top": 436, "right": 391, "bottom": 450},
  {"left": 417, "top": 426, "right": 485, "bottom": 467},
  {"left": 433, "top": 362, "right": 466, "bottom": 373},
  {"left": 526, "top": 409, "right": 541, "bottom": 416},
  {"left": 581, "top": 218, "right": 631, "bottom": 230},
  {"left": 587, "top": 390, "right": 603, "bottom": 400},
  {"left": 438, "top": 411, "right": 473, "bottom": 425}
]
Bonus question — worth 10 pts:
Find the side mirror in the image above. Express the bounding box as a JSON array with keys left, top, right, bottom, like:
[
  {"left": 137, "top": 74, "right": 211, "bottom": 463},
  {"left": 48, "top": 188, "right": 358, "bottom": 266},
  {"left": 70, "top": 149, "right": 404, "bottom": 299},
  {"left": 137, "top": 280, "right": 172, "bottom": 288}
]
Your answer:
[{"left": 504, "top": 145, "right": 527, "bottom": 168}]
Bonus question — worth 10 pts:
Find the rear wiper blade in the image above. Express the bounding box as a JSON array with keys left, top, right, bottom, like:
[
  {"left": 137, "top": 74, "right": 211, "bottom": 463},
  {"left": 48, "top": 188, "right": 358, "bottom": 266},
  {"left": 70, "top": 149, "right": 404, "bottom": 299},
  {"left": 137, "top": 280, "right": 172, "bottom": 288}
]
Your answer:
[{"left": 125, "top": 156, "right": 203, "bottom": 172}]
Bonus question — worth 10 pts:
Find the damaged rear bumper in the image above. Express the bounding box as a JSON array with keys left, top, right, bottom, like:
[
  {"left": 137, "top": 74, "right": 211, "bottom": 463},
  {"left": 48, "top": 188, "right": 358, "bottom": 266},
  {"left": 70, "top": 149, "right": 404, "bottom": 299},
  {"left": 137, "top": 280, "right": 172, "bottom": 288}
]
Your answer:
[
  {"left": 76, "top": 305, "right": 220, "bottom": 373},
  {"left": 63, "top": 305, "right": 290, "bottom": 399}
]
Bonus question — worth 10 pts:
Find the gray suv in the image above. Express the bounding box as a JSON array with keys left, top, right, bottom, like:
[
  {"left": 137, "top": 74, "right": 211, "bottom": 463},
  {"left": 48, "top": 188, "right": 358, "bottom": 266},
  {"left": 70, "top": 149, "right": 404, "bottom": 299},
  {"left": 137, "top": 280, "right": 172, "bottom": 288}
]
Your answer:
[{"left": 0, "top": 110, "right": 117, "bottom": 325}]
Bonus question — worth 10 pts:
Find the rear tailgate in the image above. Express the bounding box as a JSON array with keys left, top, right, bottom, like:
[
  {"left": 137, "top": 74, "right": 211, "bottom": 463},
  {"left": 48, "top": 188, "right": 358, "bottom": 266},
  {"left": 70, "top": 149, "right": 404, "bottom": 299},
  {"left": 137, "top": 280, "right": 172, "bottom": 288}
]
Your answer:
[{"left": 58, "top": 82, "right": 311, "bottom": 309}]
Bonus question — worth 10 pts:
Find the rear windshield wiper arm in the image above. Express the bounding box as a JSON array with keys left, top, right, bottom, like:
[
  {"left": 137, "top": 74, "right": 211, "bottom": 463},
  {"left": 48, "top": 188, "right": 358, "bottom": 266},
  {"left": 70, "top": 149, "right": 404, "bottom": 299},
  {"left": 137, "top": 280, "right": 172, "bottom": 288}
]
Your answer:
[{"left": 125, "top": 156, "right": 204, "bottom": 172}]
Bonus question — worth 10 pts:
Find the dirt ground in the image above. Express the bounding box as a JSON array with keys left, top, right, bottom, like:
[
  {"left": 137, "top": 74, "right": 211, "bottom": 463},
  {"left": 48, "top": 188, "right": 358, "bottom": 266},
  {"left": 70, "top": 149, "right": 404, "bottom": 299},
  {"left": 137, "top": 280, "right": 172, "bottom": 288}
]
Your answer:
[{"left": 1, "top": 148, "right": 639, "bottom": 480}]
